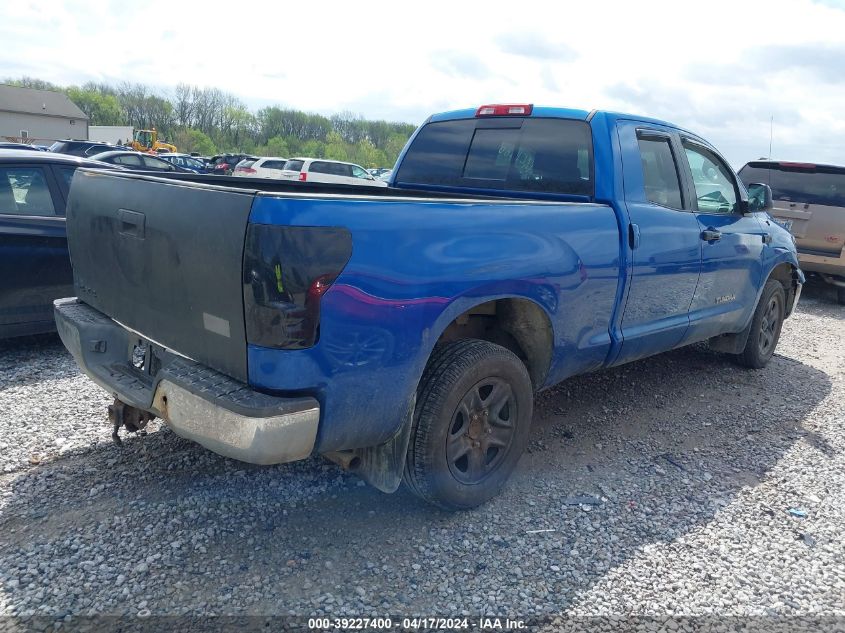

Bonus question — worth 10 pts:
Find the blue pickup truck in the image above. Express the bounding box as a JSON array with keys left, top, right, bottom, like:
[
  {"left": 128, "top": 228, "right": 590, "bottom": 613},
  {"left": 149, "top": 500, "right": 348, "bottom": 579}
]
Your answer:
[{"left": 55, "top": 104, "right": 802, "bottom": 509}]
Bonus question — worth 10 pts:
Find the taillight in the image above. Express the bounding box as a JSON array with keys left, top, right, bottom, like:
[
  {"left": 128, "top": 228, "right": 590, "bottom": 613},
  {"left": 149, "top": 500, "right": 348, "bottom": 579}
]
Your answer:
[
  {"left": 238, "top": 167, "right": 256, "bottom": 173},
  {"left": 243, "top": 225, "right": 353, "bottom": 349},
  {"left": 475, "top": 103, "right": 533, "bottom": 117},
  {"left": 298, "top": 172, "right": 307, "bottom": 182}
]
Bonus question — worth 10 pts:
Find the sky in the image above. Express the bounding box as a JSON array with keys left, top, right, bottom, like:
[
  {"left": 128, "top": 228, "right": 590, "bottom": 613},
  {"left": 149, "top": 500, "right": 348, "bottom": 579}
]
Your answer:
[{"left": 2, "top": 0, "right": 845, "bottom": 167}]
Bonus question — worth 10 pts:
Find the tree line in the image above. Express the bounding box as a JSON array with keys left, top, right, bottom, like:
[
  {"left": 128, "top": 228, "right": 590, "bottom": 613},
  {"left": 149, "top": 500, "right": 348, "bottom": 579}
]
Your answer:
[{"left": 5, "top": 77, "right": 417, "bottom": 167}]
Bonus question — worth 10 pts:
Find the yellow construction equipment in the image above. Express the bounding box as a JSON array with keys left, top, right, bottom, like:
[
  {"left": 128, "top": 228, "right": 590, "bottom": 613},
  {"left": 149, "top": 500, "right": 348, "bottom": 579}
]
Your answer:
[{"left": 129, "top": 128, "right": 177, "bottom": 153}]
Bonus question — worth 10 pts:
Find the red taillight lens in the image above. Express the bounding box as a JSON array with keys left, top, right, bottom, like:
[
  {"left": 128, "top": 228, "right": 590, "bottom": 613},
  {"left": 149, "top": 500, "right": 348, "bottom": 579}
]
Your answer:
[
  {"left": 298, "top": 172, "right": 307, "bottom": 182},
  {"left": 475, "top": 103, "right": 533, "bottom": 117},
  {"left": 243, "top": 225, "right": 353, "bottom": 349},
  {"left": 237, "top": 167, "right": 256, "bottom": 173}
]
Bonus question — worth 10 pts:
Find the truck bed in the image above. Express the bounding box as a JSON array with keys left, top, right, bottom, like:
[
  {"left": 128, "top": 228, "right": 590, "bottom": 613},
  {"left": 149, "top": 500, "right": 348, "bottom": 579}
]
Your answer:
[{"left": 65, "top": 167, "right": 621, "bottom": 450}]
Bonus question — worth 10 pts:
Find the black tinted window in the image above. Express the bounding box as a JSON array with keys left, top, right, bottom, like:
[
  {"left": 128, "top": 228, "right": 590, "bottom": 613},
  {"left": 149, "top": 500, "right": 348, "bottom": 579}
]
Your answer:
[
  {"left": 283, "top": 160, "right": 304, "bottom": 171},
  {"left": 395, "top": 118, "right": 593, "bottom": 196},
  {"left": 637, "top": 134, "right": 683, "bottom": 209},
  {"left": 261, "top": 160, "right": 285, "bottom": 170},
  {"left": 309, "top": 161, "right": 332, "bottom": 175},
  {"left": 57, "top": 166, "right": 77, "bottom": 190},
  {"left": 739, "top": 163, "right": 845, "bottom": 207}
]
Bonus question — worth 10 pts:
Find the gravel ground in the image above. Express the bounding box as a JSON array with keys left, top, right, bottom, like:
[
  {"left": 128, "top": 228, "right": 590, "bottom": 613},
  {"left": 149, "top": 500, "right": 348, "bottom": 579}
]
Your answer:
[{"left": 0, "top": 282, "right": 843, "bottom": 630}]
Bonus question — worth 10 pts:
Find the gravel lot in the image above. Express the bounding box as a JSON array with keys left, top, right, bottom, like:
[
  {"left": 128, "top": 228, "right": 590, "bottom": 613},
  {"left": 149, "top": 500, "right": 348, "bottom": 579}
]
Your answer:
[{"left": 0, "top": 283, "right": 843, "bottom": 630}]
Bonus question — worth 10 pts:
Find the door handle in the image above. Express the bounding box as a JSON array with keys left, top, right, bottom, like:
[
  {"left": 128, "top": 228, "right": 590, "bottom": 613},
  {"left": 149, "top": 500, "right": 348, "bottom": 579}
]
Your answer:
[{"left": 700, "top": 228, "right": 722, "bottom": 242}]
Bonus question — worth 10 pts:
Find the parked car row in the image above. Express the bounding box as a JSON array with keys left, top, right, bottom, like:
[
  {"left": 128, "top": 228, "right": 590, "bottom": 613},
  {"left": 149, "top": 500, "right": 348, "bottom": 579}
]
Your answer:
[
  {"left": 277, "top": 158, "right": 388, "bottom": 187},
  {"left": 86, "top": 151, "right": 192, "bottom": 172}
]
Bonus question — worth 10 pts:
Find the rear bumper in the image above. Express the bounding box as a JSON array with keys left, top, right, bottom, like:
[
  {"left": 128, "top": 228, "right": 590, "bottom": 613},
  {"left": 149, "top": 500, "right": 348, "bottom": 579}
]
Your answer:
[
  {"left": 797, "top": 249, "right": 845, "bottom": 277},
  {"left": 54, "top": 298, "right": 319, "bottom": 465}
]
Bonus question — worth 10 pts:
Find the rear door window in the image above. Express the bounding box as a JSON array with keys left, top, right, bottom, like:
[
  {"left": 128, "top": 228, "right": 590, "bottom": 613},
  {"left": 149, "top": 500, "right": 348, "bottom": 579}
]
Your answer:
[
  {"left": 114, "top": 154, "right": 143, "bottom": 167},
  {"left": 0, "top": 167, "right": 56, "bottom": 216},
  {"left": 394, "top": 117, "right": 593, "bottom": 196},
  {"left": 739, "top": 163, "right": 845, "bottom": 207},
  {"left": 309, "top": 161, "right": 332, "bottom": 174},
  {"left": 142, "top": 156, "right": 173, "bottom": 170},
  {"left": 636, "top": 133, "right": 684, "bottom": 210}
]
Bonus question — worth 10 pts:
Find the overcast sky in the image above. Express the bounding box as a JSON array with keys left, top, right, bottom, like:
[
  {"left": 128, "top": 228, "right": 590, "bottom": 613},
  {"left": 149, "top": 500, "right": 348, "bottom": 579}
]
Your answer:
[{"left": 2, "top": 0, "right": 845, "bottom": 167}]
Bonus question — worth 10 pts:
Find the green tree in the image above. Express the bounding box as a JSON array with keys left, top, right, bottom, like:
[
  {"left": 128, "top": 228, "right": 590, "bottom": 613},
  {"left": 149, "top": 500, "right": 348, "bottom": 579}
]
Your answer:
[
  {"left": 258, "top": 136, "right": 290, "bottom": 157},
  {"left": 3, "top": 76, "right": 416, "bottom": 159},
  {"left": 66, "top": 87, "right": 124, "bottom": 125},
  {"left": 173, "top": 128, "right": 217, "bottom": 155},
  {"left": 324, "top": 131, "right": 349, "bottom": 161}
]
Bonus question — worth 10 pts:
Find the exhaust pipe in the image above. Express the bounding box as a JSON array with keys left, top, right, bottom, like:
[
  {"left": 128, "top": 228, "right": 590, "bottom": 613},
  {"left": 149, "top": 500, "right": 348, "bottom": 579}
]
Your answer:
[{"left": 323, "top": 450, "right": 361, "bottom": 471}]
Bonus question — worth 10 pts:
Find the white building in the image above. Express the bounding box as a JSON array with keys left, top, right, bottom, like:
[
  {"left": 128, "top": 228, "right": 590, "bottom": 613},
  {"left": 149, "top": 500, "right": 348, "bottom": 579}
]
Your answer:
[{"left": 0, "top": 84, "right": 89, "bottom": 144}]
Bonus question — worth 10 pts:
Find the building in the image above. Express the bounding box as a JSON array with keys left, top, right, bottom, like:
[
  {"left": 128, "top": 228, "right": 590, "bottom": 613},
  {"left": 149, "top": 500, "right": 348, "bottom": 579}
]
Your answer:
[{"left": 0, "top": 84, "right": 89, "bottom": 145}]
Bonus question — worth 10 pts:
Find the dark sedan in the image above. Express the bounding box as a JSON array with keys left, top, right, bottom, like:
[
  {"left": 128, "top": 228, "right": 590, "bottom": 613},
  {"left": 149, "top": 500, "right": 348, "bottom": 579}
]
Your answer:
[
  {"left": 0, "top": 150, "right": 116, "bottom": 338},
  {"left": 0, "top": 142, "right": 44, "bottom": 151},
  {"left": 87, "top": 151, "right": 191, "bottom": 172}
]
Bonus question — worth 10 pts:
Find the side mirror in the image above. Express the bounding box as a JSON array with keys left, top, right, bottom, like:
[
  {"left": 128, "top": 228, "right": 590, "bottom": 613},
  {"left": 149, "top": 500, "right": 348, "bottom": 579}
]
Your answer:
[{"left": 746, "top": 182, "right": 773, "bottom": 212}]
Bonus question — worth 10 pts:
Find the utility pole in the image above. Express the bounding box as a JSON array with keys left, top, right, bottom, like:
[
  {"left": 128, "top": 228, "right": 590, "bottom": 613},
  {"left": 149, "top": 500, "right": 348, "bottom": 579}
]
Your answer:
[{"left": 768, "top": 115, "right": 773, "bottom": 159}]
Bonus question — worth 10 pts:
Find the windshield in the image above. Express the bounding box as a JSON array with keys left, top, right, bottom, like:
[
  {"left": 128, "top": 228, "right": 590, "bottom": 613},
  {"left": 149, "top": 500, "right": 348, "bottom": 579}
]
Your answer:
[
  {"left": 739, "top": 162, "right": 845, "bottom": 207},
  {"left": 394, "top": 117, "right": 594, "bottom": 196},
  {"left": 134, "top": 130, "right": 153, "bottom": 147}
]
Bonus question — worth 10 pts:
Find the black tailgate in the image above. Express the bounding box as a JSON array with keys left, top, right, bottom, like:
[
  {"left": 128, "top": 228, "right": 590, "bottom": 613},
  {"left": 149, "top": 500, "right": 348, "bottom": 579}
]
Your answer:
[{"left": 66, "top": 169, "right": 255, "bottom": 382}]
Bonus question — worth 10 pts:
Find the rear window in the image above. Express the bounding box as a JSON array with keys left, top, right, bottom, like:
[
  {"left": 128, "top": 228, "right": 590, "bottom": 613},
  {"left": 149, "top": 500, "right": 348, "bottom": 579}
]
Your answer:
[
  {"left": 240, "top": 160, "right": 257, "bottom": 169},
  {"left": 261, "top": 160, "right": 285, "bottom": 170},
  {"left": 283, "top": 159, "right": 304, "bottom": 172},
  {"left": 394, "top": 118, "right": 593, "bottom": 196},
  {"left": 739, "top": 162, "right": 845, "bottom": 207}
]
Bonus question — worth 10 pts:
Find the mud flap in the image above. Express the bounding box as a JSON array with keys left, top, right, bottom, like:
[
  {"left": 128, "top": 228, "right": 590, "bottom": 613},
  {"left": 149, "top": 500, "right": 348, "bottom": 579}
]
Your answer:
[
  {"left": 325, "top": 396, "right": 415, "bottom": 493},
  {"left": 708, "top": 316, "right": 753, "bottom": 354}
]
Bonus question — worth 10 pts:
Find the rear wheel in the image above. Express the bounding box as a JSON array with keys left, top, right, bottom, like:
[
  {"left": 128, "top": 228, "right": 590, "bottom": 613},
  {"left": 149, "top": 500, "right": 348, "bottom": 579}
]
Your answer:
[
  {"left": 404, "top": 339, "right": 533, "bottom": 510},
  {"left": 734, "top": 280, "right": 785, "bottom": 369}
]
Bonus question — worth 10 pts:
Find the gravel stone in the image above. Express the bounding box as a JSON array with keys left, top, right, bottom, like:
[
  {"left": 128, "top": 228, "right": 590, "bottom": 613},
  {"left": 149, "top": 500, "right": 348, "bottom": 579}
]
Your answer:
[{"left": 0, "top": 283, "right": 843, "bottom": 623}]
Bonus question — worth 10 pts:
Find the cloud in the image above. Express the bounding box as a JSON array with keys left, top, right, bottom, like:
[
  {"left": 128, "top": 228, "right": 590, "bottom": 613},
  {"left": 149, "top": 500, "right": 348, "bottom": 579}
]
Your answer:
[
  {"left": 430, "top": 50, "right": 491, "bottom": 80},
  {"left": 748, "top": 43, "right": 845, "bottom": 83},
  {"left": 495, "top": 32, "right": 577, "bottom": 62}
]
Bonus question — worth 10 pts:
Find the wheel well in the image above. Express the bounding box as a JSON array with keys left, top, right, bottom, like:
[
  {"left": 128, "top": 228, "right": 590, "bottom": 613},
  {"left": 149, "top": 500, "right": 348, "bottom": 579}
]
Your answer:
[
  {"left": 768, "top": 263, "right": 798, "bottom": 315},
  {"left": 435, "top": 298, "right": 553, "bottom": 388}
]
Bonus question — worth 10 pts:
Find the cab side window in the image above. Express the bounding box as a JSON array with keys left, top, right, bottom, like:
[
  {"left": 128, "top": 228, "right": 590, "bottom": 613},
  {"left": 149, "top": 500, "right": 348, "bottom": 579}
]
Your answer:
[
  {"left": 636, "top": 133, "right": 684, "bottom": 210},
  {"left": 682, "top": 142, "right": 738, "bottom": 213}
]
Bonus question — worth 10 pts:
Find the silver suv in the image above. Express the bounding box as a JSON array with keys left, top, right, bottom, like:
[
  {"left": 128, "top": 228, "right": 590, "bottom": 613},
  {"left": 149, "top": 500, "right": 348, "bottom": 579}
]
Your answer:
[{"left": 739, "top": 160, "right": 845, "bottom": 304}]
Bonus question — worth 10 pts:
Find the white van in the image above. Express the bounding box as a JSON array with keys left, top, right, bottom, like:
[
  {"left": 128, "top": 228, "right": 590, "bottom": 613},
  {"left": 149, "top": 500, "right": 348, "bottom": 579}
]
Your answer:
[{"left": 280, "top": 158, "right": 388, "bottom": 187}]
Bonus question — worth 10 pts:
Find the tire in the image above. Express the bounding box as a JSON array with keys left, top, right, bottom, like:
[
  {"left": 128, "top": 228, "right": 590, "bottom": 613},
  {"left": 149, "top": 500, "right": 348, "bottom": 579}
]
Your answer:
[
  {"left": 404, "top": 339, "right": 533, "bottom": 510},
  {"left": 734, "top": 280, "right": 786, "bottom": 369},
  {"left": 837, "top": 286, "right": 845, "bottom": 306}
]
